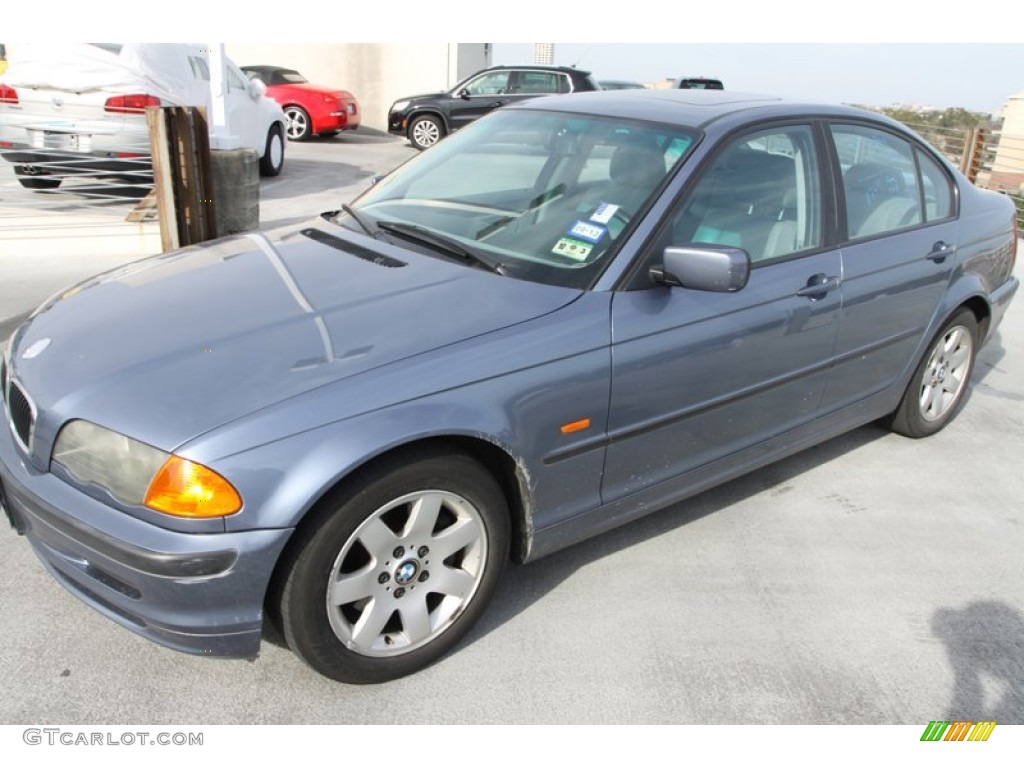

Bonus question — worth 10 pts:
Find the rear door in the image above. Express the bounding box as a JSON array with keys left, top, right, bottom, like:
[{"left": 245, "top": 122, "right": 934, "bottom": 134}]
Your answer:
[{"left": 818, "top": 122, "right": 958, "bottom": 411}]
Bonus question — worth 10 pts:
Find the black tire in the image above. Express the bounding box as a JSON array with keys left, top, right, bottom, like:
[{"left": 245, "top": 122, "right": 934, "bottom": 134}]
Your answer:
[
  {"left": 888, "top": 309, "right": 978, "bottom": 438},
  {"left": 259, "top": 125, "right": 285, "bottom": 177},
  {"left": 284, "top": 106, "right": 312, "bottom": 142},
  {"left": 408, "top": 114, "right": 445, "bottom": 150},
  {"left": 275, "top": 448, "right": 510, "bottom": 684}
]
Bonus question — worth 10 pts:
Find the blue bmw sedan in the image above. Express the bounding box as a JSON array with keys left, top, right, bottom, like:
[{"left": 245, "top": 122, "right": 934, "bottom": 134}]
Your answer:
[{"left": 1, "top": 90, "right": 1018, "bottom": 683}]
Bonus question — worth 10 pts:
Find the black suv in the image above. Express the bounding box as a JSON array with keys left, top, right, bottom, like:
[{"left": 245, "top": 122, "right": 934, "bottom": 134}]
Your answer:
[{"left": 387, "top": 65, "right": 600, "bottom": 150}]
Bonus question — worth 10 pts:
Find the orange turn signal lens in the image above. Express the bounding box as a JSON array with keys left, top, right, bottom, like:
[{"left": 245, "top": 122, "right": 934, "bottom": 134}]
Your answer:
[
  {"left": 560, "top": 418, "right": 591, "bottom": 434},
  {"left": 144, "top": 456, "right": 242, "bottom": 518}
]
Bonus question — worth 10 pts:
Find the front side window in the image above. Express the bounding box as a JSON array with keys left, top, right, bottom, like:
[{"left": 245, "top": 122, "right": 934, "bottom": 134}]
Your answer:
[
  {"left": 832, "top": 124, "right": 923, "bottom": 239},
  {"left": 652, "top": 124, "right": 823, "bottom": 265},
  {"left": 344, "top": 110, "right": 696, "bottom": 288},
  {"left": 463, "top": 72, "right": 510, "bottom": 96},
  {"left": 188, "top": 55, "right": 210, "bottom": 82}
]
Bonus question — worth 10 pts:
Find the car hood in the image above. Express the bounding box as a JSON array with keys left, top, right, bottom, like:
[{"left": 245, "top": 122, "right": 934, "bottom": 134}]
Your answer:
[
  {"left": 395, "top": 91, "right": 449, "bottom": 105},
  {"left": 12, "top": 224, "right": 581, "bottom": 451}
]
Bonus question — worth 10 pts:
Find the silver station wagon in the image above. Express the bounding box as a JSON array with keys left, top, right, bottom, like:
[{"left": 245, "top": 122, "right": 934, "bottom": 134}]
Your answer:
[{"left": 1, "top": 90, "right": 1018, "bottom": 683}]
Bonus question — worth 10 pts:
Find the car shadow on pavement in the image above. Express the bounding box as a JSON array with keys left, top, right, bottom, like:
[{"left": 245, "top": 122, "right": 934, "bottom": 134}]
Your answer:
[
  {"left": 461, "top": 421, "right": 892, "bottom": 649},
  {"left": 932, "top": 600, "right": 1024, "bottom": 723},
  {"left": 259, "top": 158, "right": 373, "bottom": 201},
  {"left": 312, "top": 130, "right": 400, "bottom": 146}
]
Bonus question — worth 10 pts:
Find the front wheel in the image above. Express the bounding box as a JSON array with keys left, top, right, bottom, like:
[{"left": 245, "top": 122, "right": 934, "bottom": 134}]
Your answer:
[
  {"left": 887, "top": 309, "right": 978, "bottom": 438},
  {"left": 259, "top": 125, "right": 285, "bottom": 177},
  {"left": 275, "top": 449, "right": 510, "bottom": 684},
  {"left": 408, "top": 114, "right": 445, "bottom": 150}
]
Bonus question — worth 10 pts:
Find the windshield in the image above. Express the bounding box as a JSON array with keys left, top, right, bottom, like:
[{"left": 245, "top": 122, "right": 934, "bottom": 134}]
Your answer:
[{"left": 345, "top": 109, "right": 696, "bottom": 288}]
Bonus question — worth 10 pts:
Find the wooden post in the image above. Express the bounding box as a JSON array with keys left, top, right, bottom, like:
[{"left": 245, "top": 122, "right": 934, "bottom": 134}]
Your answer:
[
  {"left": 959, "top": 128, "right": 987, "bottom": 184},
  {"left": 145, "top": 106, "right": 218, "bottom": 251}
]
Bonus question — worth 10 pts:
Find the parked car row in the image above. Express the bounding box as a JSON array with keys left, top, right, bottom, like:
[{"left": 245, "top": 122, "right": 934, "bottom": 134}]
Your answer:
[
  {"left": 388, "top": 64, "right": 602, "bottom": 149},
  {"left": 240, "top": 65, "right": 360, "bottom": 141},
  {"left": 0, "top": 43, "right": 288, "bottom": 189},
  {"left": 387, "top": 65, "right": 726, "bottom": 150}
]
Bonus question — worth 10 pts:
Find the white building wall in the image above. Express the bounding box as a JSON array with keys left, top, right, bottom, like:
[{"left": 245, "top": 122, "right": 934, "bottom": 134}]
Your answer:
[{"left": 226, "top": 43, "right": 490, "bottom": 133}]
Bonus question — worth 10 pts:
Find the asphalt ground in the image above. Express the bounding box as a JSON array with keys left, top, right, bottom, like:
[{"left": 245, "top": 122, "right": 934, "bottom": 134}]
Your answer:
[{"left": 0, "top": 131, "right": 1022, "bottom": 726}]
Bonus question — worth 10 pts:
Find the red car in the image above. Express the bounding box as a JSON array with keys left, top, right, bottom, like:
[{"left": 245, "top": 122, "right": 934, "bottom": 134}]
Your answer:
[{"left": 242, "top": 65, "right": 359, "bottom": 141}]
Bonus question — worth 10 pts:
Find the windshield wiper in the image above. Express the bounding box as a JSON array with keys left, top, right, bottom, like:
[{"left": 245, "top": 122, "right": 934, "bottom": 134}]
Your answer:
[
  {"left": 336, "top": 203, "right": 378, "bottom": 238},
  {"left": 376, "top": 221, "right": 506, "bottom": 275}
]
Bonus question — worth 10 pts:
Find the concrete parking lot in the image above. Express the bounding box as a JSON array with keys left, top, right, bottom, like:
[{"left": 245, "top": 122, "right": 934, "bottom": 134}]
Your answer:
[{"left": 1, "top": 131, "right": 1022, "bottom": 725}]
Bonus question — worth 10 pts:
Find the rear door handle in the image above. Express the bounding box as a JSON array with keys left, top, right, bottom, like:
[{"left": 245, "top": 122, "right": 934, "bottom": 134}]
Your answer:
[
  {"left": 926, "top": 241, "right": 955, "bottom": 262},
  {"left": 796, "top": 274, "right": 841, "bottom": 299}
]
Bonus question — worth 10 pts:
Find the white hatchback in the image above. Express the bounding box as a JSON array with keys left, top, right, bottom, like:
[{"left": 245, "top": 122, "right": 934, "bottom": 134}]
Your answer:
[{"left": 0, "top": 43, "right": 287, "bottom": 190}]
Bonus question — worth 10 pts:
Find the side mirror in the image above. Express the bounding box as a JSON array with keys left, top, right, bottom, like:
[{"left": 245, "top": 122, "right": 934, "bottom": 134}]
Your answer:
[
  {"left": 650, "top": 245, "right": 750, "bottom": 292},
  {"left": 248, "top": 78, "right": 267, "bottom": 99},
  {"left": 457, "top": 88, "right": 471, "bottom": 100},
  {"left": 369, "top": 174, "right": 386, "bottom": 186}
]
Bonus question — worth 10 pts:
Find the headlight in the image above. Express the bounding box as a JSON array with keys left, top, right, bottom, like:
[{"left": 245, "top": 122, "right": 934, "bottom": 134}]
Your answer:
[
  {"left": 390, "top": 100, "right": 410, "bottom": 113},
  {"left": 52, "top": 420, "right": 242, "bottom": 518}
]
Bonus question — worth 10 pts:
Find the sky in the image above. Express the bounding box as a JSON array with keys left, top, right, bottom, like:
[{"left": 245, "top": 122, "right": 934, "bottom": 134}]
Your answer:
[
  {"left": 491, "top": 43, "right": 1023, "bottom": 115},
  {"left": 5, "top": 1, "right": 1022, "bottom": 114}
]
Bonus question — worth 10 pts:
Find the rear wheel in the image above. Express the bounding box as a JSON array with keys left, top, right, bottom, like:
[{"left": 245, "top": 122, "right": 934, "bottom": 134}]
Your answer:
[
  {"left": 284, "top": 106, "right": 312, "bottom": 141},
  {"left": 888, "top": 309, "right": 978, "bottom": 438},
  {"left": 275, "top": 449, "right": 510, "bottom": 684},
  {"left": 259, "top": 125, "right": 285, "bottom": 177}
]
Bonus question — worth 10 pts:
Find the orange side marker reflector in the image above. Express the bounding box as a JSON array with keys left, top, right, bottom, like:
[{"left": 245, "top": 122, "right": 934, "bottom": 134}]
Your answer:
[{"left": 560, "top": 418, "right": 591, "bottom": 434}]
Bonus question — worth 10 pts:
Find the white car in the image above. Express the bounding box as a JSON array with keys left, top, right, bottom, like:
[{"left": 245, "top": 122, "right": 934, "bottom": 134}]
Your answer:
[{"left": 0, "top": 43, "right": 287, "bottom": 190}]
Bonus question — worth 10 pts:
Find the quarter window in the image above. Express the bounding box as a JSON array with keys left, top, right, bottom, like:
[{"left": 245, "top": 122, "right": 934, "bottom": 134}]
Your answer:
[
  {"left": 831, "top": 124, "right": 924, "bottom": 239},
  {"left": 916, "top": 148, "right": 954, "bottom": 221}
]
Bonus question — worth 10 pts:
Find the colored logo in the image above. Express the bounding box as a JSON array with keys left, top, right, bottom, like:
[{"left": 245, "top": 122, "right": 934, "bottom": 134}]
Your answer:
[{"left": 920, "top": 721, "right": 996, "bottom": 741}]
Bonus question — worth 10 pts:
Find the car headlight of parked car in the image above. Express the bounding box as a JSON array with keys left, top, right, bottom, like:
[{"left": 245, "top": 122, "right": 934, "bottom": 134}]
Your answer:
[
  {"left": 390, "top": 100, "right": 409, "bottom": 112},
  {"left": 52, "top": 420, "right": 241, "bottom": 517}
]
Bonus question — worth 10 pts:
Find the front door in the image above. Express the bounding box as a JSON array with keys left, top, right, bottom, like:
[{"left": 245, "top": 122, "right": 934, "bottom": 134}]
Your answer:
[{"left": 603, "top": 123, "right": 843, "bottom": 503}]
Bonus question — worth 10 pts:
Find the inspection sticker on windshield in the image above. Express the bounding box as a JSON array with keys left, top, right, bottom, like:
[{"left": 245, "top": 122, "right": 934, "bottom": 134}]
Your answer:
[
  {"left": 567, "top": 220, "right": 606, "bottom": 244},
  {"left": 590, "top": 203, "right": 619, "bottom": 225},
  {"left": 552, "top": 237, "right": 593, "bottom": 261}
]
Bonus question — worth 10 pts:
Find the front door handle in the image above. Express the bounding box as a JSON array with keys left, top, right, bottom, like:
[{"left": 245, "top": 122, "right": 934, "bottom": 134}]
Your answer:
[
  {"left": 926, "top": 241, "right": 956, "bottom": 263},
  {"left": 796, "top": 274, "right": 841, "bottom": 300}
]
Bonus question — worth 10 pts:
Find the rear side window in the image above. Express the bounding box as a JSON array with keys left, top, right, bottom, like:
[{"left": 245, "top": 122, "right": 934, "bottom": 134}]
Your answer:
[
  {"left": 514, "top": 71, "right": 568, "bottom": 94},
  {"left": 831, "top": 124, "right": 925, "bottom": 239}
]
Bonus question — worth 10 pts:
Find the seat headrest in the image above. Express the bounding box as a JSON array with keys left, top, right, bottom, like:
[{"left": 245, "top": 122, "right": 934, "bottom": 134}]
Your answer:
[{"left": 609, "top": 139, "right": 666, "bottom": 188}]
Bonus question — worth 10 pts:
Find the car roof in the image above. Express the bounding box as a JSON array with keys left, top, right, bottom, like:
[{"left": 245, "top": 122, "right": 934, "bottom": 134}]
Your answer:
[
  {"left": 505, "top": 88, "right": 892, "bottom": 131},
  {"left": 485, "top": 64, "right": 593, "bottom": 76}
]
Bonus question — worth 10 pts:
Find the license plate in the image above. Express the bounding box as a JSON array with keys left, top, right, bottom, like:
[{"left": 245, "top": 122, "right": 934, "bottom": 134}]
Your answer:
[{"left": 28, "top": 128, "right": 89, "bottom": 152}]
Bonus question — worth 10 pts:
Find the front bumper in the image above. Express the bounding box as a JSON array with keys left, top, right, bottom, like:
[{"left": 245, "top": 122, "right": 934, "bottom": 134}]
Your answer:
[
  {"left": 387, "top": 110, "right": 409, "bottom": 137},
  {"left": 0, "top": 423, "right": 293, "bottom": 658}
]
